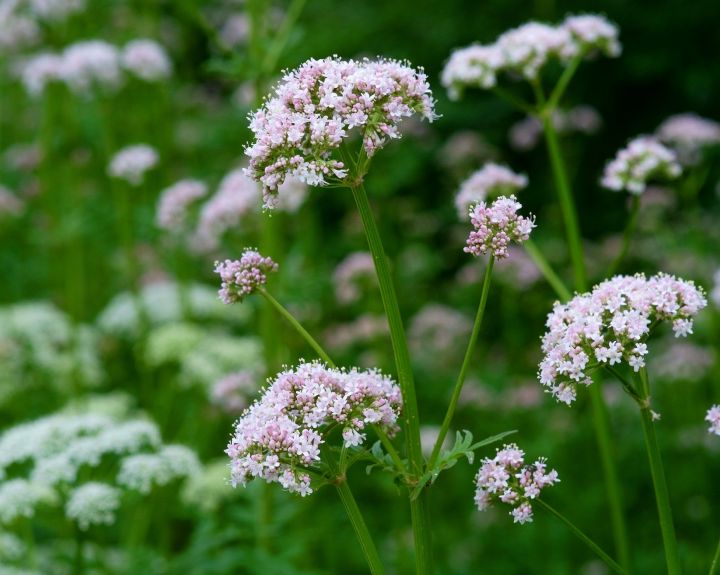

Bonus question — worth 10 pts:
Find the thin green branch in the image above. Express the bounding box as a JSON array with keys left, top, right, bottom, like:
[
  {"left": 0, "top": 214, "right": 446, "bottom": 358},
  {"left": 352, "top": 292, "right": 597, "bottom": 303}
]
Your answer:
[
  {"left": 258, "top": 288, "right": 336, "bottom": 367},
  {"left": 374, "top": 426, "right": 407, "bottom": 476},
  {"left": 427, "top": 256, "right": 495, "bottom": 470},
  {"left": 262, "top": 0, "right": 308, "bottom": 74},
  {"left": 546, "top": 53, "right": 584, "bottom": 110},
  {"left": 524, "top": 239, "right": 572, "bottom": 301},
  {"left": 537, "top": 499, "right": 627, "bottom": 575},
  {"left": 709, "top": 534, "right": 720, "bottom": 575}
]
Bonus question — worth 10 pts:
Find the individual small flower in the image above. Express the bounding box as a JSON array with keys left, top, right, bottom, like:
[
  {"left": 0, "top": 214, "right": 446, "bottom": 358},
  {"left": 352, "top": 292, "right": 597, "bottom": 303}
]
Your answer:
[
  {"left": 59, "top": 40, "right": 122, "bottom": 95},
  {"left": 121, "top": 39, "right": 172, "bottom": 82},
  {"left": 155, "top": 179, "right": 208, "bottom": 233},
  {"left": 441, "top": 44, "right": 503, "bottom": 100},
  {"left": 474, "top": 443, "right": 559, "bottom": 524},
  {"left": 539, "top": 273, "right": 707, "bottom": 405},
  {"left": 244, "top": 56, "right": 436, "bottom": 207},
  {"left": 65, "top": 482, "right": 120, "bottom": 530},
  {"left": 214, "top": 249, "right": 278, "bottom": 304},
  {"left": 706, "top": 405, "right": 720, "bottom": 436},
  {"left": 656, "top": 113, "right": 720, "bottom": 165},
  {"left": 227, "top": 362, "right": 402, "bottom": 495},
  {"left": 332, "top": 252, "right": 377, "bottom": 304},
  {"left": 601, "top": 136, "right": 681, "bottom": 195},
  {"left": 561, "top": 14, "right": 621, "bottom": 57},
  {"left": 108, "top": 144, "right": 159, "bottom": 185},
  {"left": 464, "top": 195, "right": 535, "bottom": 259},
  {"left": 455, "top": 163, "right": 528, "bottom": 220}
]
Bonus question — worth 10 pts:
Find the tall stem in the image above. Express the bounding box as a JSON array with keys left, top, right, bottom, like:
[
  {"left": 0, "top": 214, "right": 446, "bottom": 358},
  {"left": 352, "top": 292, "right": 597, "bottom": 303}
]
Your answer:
[
  {"left": 428, "top": 256, "right": 494, "bottom": 469},
  {"left": 637, "top": 369, "right": 682, "bottom": 575},
  {"left": 709, "top": 535, "right": 720, "bottom": 575},
  {"left": 335, "top": 480, "right": 386, "bottom": 575},
  {"left": 258, "top": 288, "right": 336, "bottom": 367},
  {"left": 536, "top": 499, "right": 627, "bottom": 575},
  {"left": 350, "top": 183, "right": 433, "bottom": 574},
  {"left": 541, "top": 113, "right": 631, "bottom": 571}
]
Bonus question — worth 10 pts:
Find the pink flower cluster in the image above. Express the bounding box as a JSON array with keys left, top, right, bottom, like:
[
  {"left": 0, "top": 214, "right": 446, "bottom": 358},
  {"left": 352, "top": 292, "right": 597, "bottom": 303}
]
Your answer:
[
  {"left": 706, "top": 405, "right": 720, "bottom": 436},
  {"left": 455, "top": 163, "right": 528, "bottom": 220},
  {"left": 656, "top": 113, "right": 720, "bottom": 165},
  {"left": 244, "top": 56, "right": 436, "bottom": 207},
  {"left": 211, "top": 371, "right": 258, "bottom": 414},
  {"left": 226, "top": 362, "right": 402, "bottom": 496},
  {"left": 332, "top": 252, "right": 376, "bottom": 304},
  {"left": 107, "top": 144, "right": 159, "bottom": 186},
  {"left": 464, "top": 195, "right": 534, "bottom": 259},
  {"left": 442, "top": 14, "right": 620, "bottom": 99},
  {"left": 539, "top": 273, "right": 707, "bottom": 405},
  {"left": 474, "top": 443, "right": 559, "bottom": 524},
  {"left": 214, "top": 249, "right": 278, "bottom": 304},
  {"left": 601, "top": 136, "right": 681, "bottom": 195},
  {"left": 155, "top": 179, "right": 208, "bottom": 233}
]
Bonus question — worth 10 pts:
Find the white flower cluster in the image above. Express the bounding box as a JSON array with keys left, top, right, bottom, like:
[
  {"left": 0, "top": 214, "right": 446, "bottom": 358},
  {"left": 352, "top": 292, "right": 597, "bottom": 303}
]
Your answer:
[
  {"left": 539, "top": 273, "right": 707, "bottom": 405},
  {"left": 656, "top": 113, "right": 720, "bottom": 165},
  {"left": 107, "top": 144, "right": 159, "bottom": 186},
  {"left": 0, "top": 410, "right": 199, "bottom": 528},
  {"left": 442, "top": 14, "right": 620, "bottom": 99},
  {"left": 0, "top": 302, "right": 102, "bottom": 405},
  {"left": 96, "top": 281, "right": 251, "bottom": 339},
  {"left": 601, "top": 136, "right": 681, "bottom": 195},
  {"left": 65, "top": 482, "right": 120, "bottom": 530},
  {"left": 18, "top": 38, "right": 171, "bottom": 97},
  {"left": 455, "top": 163, "right": 528, "bottom": 220}
]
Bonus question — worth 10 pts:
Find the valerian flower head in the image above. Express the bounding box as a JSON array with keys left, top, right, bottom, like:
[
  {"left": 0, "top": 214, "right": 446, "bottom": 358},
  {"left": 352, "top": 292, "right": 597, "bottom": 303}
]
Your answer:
[
  {"left": 332, "top": 251, "right": 377, "bottom": 305},
  {"left": 442, "top": 14, "right": 620, "bottom": 99},
  {"left": 601, "top": 136, "right": 681, "bottom": 195},
  {"left": 455, "top": 163, "right": 528, "bottom": 220},
  {"left": 155, "top": 179, "right": 208, "bottom": 233},
  {"left": 464, "top": 195, "right": 535, "bottom": 259},
  {"left": 60, "top": 40, "right": 123, "bottom": 95},
  {"left": 121, "top": 39, "right": 172, "bottom": 82},
  {"left": 656, "top": 113, "right": 720, "bottom": 165},
  {"left": 474, "top": 443, "right": 559, "bottom": 524},
  {"left": 214, "top": 249, "right": 278, "bottom": 304},
  {"left": 226, "top": 362, "right": 402, "bottom": 496},
  {"left": 539, "top": 273, "right": 707, "bottom": 405},
  {"left": 706, "top": 405, "right": 720, "bottom": 436},
  {"left": 244, "top": 56, "right": 437, "bottom": 207},
  {"left": 108, "top": 144, "right": 159, "bottom": 186}
]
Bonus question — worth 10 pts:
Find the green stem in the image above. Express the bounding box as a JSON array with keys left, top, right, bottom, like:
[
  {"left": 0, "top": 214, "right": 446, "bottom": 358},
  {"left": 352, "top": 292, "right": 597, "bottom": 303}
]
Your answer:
[
  {"left": 349, "top": 182, "right": 433, "bottom": 574},
  {"left": 491, "top": 86, "right": 536, "bottom": 114},
  {"left": 546, "top": 53, "right": 583, "bottom": 110},
  {"left": 523, "top": 239, "right": 572, "bottom": 301},
  {"left": 335, "top": 480, "right": 386, "bottom": 575},
  {"left": 637, "top": 369, "right": 682, "bottom": 575},
  {"left": 374, "top": 425, "right": 407, "bottom": 475},
  {"left": 537, "top": 499, "right": 627, "bottom": 575},
  {"left": 427, "top": 256, "right": 494, "bottom": 469},
  {"left": 262, "top": 0, "right": 307, "bottom": 74},
  {"left": 540, "top": 93, "right": 631, "bottom": 573},
  {"left": 258, "top": 288, "right": 336, "bottom": 367},
  {"left": 606, "top": 195, "right": 640, "bottom": 277},
  {"left": 541, "top": 113, "right": 587, "bottom": 291},
  {"left": 709, "top": 535, "right": 720, "bottom": 575},
  {"left": 73, "top": 525, "right": 85, "bottom": 575}
]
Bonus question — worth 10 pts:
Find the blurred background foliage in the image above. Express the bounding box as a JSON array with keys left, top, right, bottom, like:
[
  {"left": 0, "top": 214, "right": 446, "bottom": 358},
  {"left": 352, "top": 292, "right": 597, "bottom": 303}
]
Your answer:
[{"left": 0, "top": 0, "right": 719, "bottom": 573}]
